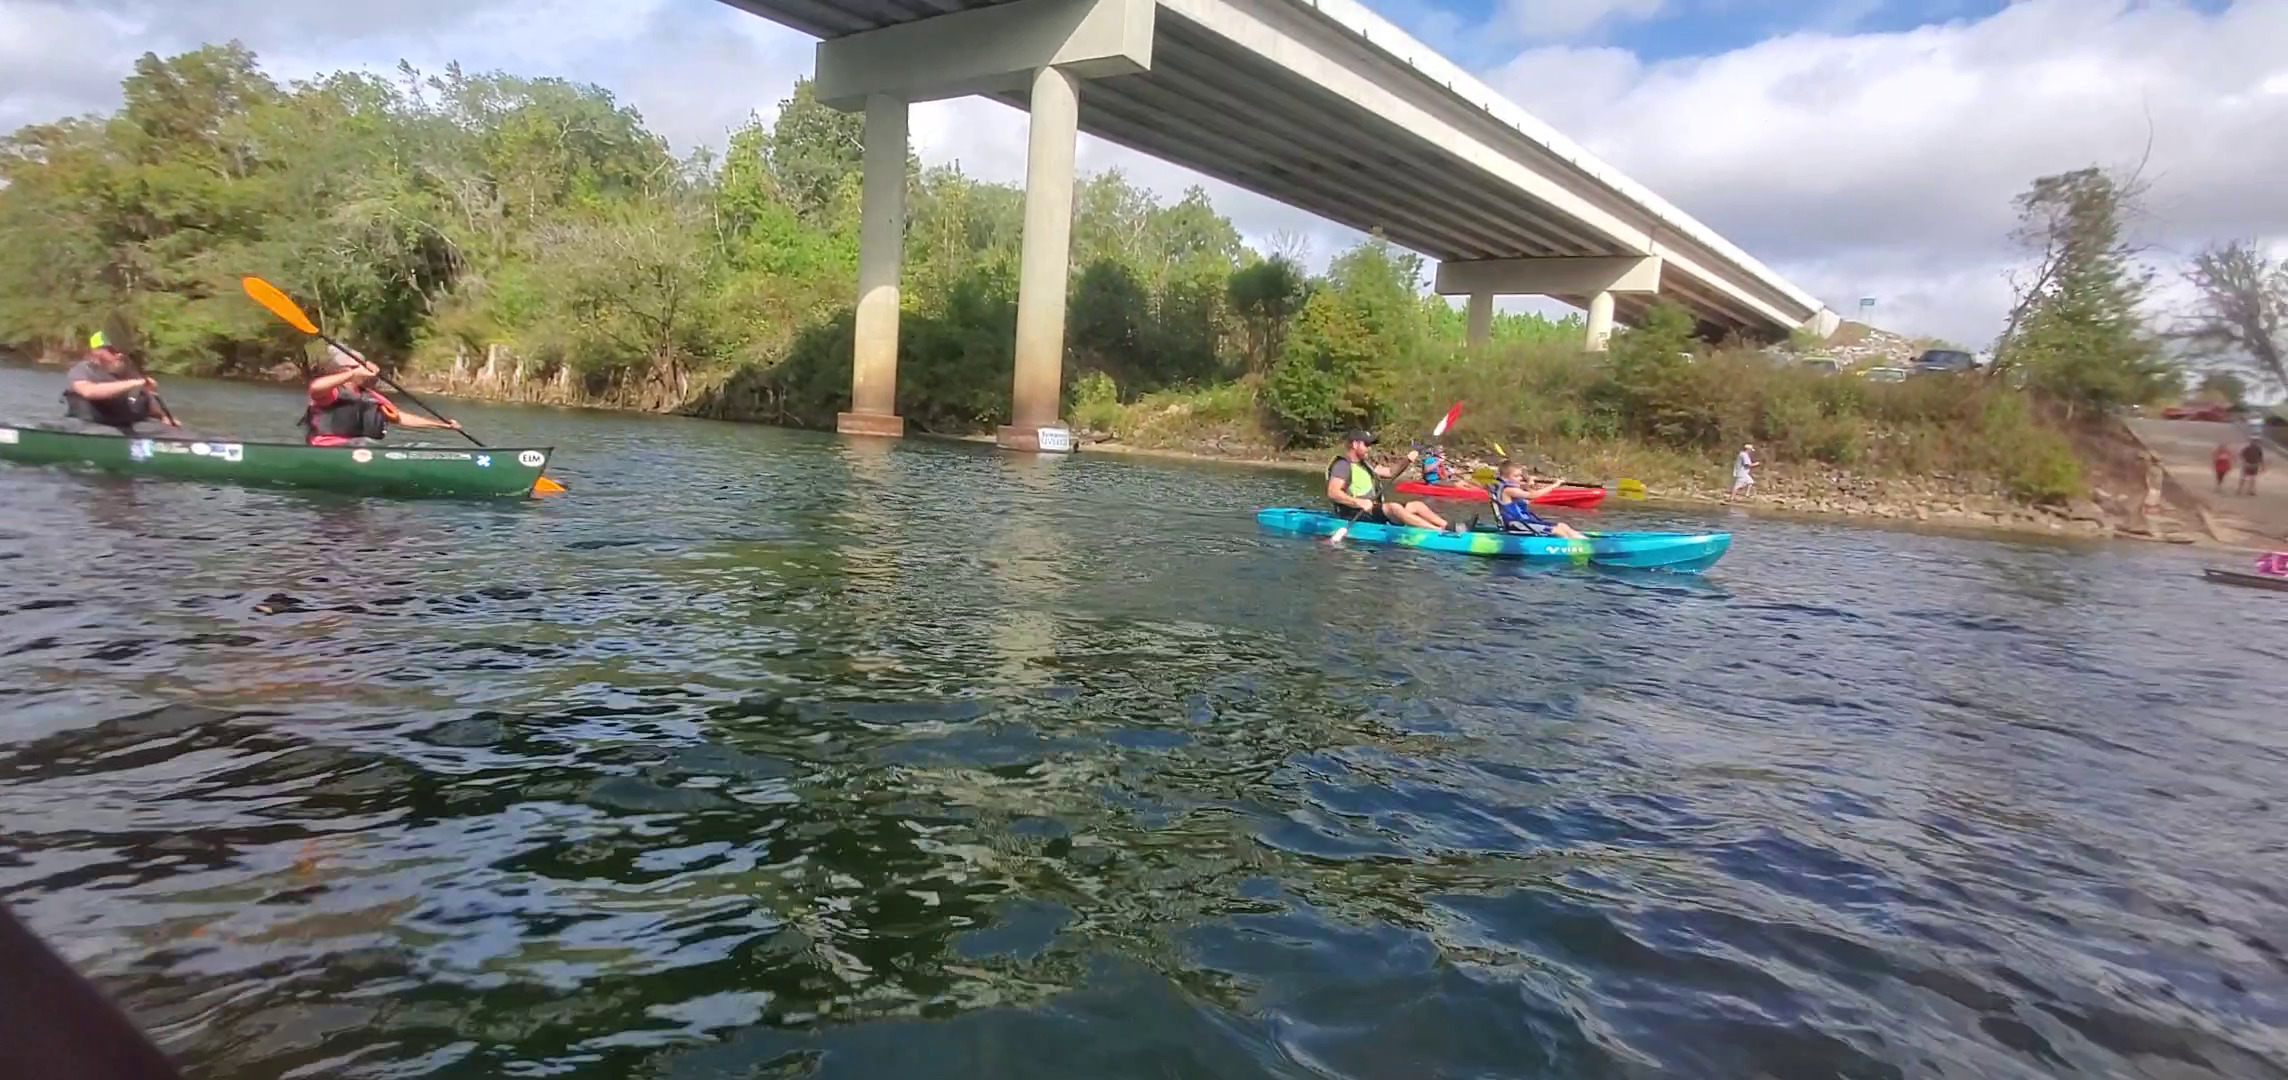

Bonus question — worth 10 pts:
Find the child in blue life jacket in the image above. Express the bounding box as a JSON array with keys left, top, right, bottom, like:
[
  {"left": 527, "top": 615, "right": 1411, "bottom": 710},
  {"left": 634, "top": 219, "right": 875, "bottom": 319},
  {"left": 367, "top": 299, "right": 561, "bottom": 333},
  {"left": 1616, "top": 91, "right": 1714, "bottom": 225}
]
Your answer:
[
  {"left": 1489, "top": 461, "right": 1588, "bottom": 539},
  {"left": 1420, "top": 445, "right": 1451, "bottom": 485}
]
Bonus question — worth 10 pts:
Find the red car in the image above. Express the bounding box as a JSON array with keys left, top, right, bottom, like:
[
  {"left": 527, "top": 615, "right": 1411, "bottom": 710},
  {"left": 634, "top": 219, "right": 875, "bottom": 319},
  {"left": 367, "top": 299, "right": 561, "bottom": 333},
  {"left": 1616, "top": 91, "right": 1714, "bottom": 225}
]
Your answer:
[{"left": 2162, "top": 404, "right": 2233, "bottom": 422}]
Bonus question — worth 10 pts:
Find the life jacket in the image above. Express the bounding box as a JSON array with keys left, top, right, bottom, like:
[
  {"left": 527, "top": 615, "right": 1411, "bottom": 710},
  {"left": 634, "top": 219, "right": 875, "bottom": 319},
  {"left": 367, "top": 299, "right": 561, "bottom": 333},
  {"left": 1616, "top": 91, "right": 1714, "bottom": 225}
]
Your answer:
[
  {"left": 1331, "top": 456, "right": 1377, "bottom": 500},
  {"left": 303, "top": 384, "right": 390, "bottom": 441},
  {"left": 61, "top": 369, "right": 153, "bottom": 429},
  {"left": 1489, "top": 480, "right": 1547, "bottom": 531},
  {"left": 1421, "top": 454, "right": 1445, "bottom": 484}
]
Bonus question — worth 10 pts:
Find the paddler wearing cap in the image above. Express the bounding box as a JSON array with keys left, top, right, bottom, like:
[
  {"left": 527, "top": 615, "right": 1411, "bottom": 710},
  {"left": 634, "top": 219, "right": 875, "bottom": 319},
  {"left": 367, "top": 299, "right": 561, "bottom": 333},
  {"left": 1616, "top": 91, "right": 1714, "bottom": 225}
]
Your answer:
[
  {"left": 62, "top": 331, "right": 174, "bottom": 434},
  {"left": 1327, "top": 428, "right": 1455, "bottom": 531},
  {"left": 301, "top": 343, "right": 459, "bottom": 446}
]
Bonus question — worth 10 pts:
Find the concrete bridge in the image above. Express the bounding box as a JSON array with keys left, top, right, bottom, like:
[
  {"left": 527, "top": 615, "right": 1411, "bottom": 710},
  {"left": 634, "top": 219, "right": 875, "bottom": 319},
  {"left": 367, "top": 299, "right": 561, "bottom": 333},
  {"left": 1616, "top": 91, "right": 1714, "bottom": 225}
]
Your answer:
[{"left": 717, "top": 0, "right": 1840, "bottom": 450}]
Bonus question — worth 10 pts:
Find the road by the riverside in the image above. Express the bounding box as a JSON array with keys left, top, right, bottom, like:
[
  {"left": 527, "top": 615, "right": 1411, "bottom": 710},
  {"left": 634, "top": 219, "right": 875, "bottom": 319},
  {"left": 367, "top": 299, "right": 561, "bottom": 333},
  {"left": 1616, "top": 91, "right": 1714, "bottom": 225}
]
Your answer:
[{"left": 2126, "top": 417, "right": 2288, "bottom": 540}]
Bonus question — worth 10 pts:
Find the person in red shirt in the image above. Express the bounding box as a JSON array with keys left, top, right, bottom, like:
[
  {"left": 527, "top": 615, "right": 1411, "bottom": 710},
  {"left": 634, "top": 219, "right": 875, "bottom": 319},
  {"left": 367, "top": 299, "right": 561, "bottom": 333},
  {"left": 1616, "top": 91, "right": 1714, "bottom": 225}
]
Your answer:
[
  {"left": 302, "top": 345, "right": 458, "bottom": 446},
  {"left": 2214, "top": 442, "right": 2234, "bottom": 491}
]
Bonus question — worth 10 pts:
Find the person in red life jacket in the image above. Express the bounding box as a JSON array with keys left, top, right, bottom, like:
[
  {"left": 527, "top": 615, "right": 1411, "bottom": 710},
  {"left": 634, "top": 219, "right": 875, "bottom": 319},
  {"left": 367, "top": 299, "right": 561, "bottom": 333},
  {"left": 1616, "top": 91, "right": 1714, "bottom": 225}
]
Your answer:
[
  {"left": 2215, "top": 442, "right": 2235, "bottom": 491},
  {"left": 302, "top": 345, "right": 458, "bottom": 446}
]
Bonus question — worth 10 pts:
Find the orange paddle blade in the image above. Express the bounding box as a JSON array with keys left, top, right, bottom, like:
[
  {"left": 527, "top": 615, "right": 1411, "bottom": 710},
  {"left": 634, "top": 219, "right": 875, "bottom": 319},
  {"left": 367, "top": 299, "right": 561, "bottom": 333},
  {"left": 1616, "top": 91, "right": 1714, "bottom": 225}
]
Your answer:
[
  {"left": 241, "top": 276, "right": 321, "bottom": 336},
  {"left": 533, "top": 476, "right": 567, "bottom": 497}
]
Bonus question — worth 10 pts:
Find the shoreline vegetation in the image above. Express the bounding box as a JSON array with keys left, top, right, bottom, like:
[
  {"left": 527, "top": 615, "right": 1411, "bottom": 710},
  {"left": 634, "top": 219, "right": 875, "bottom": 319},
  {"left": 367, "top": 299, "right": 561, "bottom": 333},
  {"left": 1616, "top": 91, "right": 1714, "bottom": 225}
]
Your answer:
[{"left": 4, "top": 46, "right": 2276, "bottom": 549}]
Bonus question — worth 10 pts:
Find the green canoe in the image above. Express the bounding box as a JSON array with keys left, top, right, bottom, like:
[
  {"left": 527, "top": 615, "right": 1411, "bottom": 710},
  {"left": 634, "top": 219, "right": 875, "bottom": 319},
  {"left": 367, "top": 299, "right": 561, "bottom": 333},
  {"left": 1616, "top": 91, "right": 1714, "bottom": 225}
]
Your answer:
[{"left": 0, "top": 424, "right": 554, "bottom": 499}]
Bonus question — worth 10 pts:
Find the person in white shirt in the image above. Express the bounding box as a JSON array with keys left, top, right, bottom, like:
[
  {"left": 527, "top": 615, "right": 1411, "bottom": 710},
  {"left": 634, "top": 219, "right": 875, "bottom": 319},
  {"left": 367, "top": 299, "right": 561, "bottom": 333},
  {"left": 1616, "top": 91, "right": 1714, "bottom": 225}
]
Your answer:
[{"left": 1729, "top": 443, "right": 1758, "bottom": 500}]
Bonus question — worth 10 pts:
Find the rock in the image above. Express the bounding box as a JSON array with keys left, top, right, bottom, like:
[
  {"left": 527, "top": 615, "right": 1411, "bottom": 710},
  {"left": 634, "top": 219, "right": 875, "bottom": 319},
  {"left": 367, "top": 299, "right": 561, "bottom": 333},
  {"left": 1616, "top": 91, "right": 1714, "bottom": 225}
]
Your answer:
[{"left": 2067, "top": 498, "right": 2105, "bottom": 523}]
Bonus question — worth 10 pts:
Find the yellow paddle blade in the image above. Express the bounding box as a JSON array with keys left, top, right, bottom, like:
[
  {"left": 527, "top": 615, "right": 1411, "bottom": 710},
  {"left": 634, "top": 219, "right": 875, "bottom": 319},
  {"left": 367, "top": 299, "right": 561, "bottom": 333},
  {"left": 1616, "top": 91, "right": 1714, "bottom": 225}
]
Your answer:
[
  {"left": 241, "top": 276, "right": 321, "bottom": 336},
  {"left": 1492, "top": 442, "right": 1507, "bottom": 458},
  {"left": 533, "top": 476, "right": 568, "bottom": 497},
  {"left": 1616, "top": 477, "right": 1648, "bottom": 499}
]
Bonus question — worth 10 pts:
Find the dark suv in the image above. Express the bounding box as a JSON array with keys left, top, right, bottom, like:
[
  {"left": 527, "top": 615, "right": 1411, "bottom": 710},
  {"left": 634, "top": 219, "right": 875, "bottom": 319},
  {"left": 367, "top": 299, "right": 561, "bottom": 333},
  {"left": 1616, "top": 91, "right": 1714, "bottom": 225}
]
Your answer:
[{"left": 1910, "top": 349, "right": 1977, "bottom": 376}]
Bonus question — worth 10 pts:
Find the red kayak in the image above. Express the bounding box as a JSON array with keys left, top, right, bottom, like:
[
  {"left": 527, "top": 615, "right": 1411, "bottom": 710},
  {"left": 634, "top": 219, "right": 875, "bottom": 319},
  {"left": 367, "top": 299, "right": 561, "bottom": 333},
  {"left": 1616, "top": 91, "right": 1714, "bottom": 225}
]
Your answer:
[{"left": 1394, "top": 481, "right": 1608, "bottom": 508}]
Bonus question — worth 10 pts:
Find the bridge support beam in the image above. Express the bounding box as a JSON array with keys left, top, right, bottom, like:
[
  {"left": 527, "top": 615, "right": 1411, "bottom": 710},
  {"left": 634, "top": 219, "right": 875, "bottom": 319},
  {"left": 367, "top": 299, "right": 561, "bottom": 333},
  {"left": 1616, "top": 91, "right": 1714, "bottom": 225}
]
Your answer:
[
  {"left": 836, "top": 94, "right": 909, "bottom": 439},
  {"left": 1002, "top": 66, "right": 1081, "bottom": 453},
  {"left": 1465, "top": 293, "right": 1493, "bottom": 351},
  {"left": 814, "top": 0, "right": 1154, "bottom": 450},
  {"left": 1436, "top": 256, "right": 1662, "bottom": 353}
]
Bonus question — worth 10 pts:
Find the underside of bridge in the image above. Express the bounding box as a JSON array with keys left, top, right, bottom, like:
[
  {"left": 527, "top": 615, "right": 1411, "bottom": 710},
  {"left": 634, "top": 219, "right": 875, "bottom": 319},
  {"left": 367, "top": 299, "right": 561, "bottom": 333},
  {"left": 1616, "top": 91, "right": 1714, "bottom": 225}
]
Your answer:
[{"left": 719, "top": 0, "right": 1833, "bottom": 448}]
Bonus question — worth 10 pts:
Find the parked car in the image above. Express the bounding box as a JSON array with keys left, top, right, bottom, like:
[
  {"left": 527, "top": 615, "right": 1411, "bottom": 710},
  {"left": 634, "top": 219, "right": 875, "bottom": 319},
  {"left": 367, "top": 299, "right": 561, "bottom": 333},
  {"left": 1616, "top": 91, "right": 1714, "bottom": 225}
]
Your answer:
[
  {"left": 1860, "top": 366, "right": 1909, "bottom": 383},
  {"left": 1909, "top": 348, "right": 1978, "bottom": 376},
  {"left": 1800, "top": 357, "right": 1840, "bottom": 376},
  {"left": 2161, "top": 403, "right": 2234, "bottom": 423}
]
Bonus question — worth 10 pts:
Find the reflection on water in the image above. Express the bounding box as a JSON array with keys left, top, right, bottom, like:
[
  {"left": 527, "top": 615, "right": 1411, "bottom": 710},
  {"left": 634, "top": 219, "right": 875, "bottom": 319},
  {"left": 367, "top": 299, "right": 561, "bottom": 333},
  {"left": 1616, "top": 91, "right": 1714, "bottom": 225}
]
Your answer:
[{"left": 4, "top": 365, "right": 2288, "bottom": 1079}]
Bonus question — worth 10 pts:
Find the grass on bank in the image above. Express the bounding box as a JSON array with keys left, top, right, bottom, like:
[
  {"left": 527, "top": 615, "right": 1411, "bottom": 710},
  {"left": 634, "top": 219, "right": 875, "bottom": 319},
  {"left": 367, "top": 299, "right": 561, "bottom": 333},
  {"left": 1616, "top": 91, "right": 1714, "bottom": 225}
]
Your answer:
[{"left": 1072, "top": 342, "right": 2087, "bottom": 503}]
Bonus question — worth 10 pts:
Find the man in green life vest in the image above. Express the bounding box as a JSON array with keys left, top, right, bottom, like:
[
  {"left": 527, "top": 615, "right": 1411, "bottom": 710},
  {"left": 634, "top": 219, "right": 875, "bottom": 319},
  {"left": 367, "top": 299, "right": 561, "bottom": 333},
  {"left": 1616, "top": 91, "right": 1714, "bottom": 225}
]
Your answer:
[{"left": 1326, "top": 429, "right": 1454, "bottom": 530}]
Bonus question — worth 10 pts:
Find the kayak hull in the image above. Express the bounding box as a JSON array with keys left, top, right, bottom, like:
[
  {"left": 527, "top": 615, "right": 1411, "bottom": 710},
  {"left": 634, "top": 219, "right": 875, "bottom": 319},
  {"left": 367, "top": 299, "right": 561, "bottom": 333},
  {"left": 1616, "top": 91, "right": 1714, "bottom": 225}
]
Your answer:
[
  {"left": 1256, "top": 508, "right": 1729, "bottom": 572},
  {"left": 0, "top": 425, "right": 553, "bottom": 499},
  {"left": 1394, "top": 481, "right": 1607, "bottom": 508},
  {"left": 2204, "top": 567, "right": 2288, "bottom": 593}
]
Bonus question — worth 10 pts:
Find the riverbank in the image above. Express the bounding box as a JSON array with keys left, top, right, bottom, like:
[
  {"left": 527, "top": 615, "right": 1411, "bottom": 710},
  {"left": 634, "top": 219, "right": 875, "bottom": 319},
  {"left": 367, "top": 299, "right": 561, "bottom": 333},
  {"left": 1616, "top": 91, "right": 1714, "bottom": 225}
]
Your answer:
[{"left": 1069, "top": 434, "right": 2262, "bottom": 548}]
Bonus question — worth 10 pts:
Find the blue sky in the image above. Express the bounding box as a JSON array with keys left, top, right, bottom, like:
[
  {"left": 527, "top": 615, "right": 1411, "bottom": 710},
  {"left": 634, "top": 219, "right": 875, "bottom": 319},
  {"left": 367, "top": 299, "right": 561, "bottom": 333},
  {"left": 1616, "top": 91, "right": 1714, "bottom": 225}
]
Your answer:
[
  {"left": 1371, "top": 0, "right": 2018, "bottom": 68},
  {"left": 1, "top": 0, "right": 2283, "bottom": 344}
]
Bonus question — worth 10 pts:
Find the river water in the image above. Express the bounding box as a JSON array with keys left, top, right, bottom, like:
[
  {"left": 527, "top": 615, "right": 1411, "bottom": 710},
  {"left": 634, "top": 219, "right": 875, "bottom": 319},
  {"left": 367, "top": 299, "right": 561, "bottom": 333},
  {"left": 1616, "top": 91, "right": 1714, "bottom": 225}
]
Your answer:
[{"left": 4, "top": 362, "right": 2287, "bottom": 1079}]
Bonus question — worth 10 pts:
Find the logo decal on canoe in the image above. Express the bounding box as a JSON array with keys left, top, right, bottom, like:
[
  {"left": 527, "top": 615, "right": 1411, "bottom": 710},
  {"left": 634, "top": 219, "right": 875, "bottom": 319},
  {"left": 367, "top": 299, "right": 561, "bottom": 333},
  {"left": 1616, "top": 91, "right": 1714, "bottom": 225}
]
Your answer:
[
  {"left": 220, "top": 444, "right": 243, "bottom": 463},
  {"left": 351, "top": 449, "right": 373, "bottom": 464},
  {"left": 0, "top": 427, "right": 17, "bottom": 445},
  {"left": 190, "top": 442, "right": 212, "bottom": 456},
  {"left": 475, "top": 454, "right": 490, "bottom": 468},
  {"left": 517, "top": 450, "right": 545, "bottom": 468},
  {"left": 129, "top": 439, "right": 154, "bottom": 461},
  {"left": 384, "top": 451, "right": 406, "bottom": 460}
]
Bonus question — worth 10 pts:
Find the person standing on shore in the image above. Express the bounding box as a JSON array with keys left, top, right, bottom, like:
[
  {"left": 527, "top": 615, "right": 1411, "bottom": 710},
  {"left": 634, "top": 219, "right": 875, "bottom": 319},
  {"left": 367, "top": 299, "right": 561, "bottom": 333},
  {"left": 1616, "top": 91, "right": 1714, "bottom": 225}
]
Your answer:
[
  {"left": 2215, "top": 442, "right": 2235, "bottom": 491},
  {"left": 2239, "top": 439, "right": 2265, "bottom": 496},
  {"left": 1728, "top": 443, "right": 1758, "bottom": 500}
]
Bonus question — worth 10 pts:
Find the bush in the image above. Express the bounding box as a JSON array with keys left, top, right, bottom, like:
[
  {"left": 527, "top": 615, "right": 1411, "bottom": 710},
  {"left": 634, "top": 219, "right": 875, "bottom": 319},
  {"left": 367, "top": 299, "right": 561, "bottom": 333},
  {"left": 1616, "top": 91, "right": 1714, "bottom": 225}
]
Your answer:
[
  {"left": 1067, "top": 370, "right": 1122, "bottom": 433},
  {"left": 1264, "top": 291, "right": 1391, "bottom": 445}
]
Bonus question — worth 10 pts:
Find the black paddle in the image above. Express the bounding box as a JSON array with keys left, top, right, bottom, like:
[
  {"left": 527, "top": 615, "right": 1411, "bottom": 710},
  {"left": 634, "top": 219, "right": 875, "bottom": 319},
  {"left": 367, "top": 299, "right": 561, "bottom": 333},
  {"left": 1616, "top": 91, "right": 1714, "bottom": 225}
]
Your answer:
[{"left": 1332, "top": 402, "right": 1462, "bottom": 543}]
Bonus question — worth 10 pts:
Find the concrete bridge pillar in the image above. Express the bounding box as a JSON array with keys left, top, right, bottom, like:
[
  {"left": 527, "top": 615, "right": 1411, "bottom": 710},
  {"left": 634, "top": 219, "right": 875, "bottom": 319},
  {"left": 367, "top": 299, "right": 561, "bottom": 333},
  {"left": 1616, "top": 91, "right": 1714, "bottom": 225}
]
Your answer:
[
  {"left": 1465, "top": 293, "right": 1494, "bottom": 351},
  {"left": 837, "top": 93, "right": 909, "bottom": 438},
  {"left": 1435, "top": 256, "right": 1662, "bottom": 353},
  {"left": 813, "top": 0, "right": 1155, "bottom": 451},
  {"left": 1002, "top": 65, "right": 1081, "bottom": 453},
  {"left": 1586, "top": 291, "right": 1616, "bottom": 353}
]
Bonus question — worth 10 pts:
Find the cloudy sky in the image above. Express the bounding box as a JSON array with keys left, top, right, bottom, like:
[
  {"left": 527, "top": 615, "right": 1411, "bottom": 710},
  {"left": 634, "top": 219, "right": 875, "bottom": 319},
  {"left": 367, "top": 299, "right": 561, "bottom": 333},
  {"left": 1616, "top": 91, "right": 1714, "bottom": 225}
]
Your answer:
[{"left": 3, "top": 0, "right": 2283, "bottom": 343}]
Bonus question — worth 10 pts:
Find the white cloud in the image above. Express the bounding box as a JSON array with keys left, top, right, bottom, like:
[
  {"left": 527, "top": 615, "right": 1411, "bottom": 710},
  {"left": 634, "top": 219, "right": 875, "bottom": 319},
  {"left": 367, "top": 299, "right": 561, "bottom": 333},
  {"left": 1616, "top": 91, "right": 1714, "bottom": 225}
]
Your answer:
[
  {"left": 1499, "top": 0, "right": 1666, "bottom": 41},
  {"left": 7, "top": 0, "right": 2280, "bottom": 345},
  {"left": 1486, "top": 0, "right": 2288, "bottom": 342}
]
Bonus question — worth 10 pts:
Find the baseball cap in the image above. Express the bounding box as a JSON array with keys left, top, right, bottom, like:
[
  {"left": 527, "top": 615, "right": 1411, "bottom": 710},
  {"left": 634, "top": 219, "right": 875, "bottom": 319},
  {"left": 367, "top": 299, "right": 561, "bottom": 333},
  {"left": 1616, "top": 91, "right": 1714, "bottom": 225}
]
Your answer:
[{"left": 1345, "top": 429, "right": 1378, "bottom": 446}]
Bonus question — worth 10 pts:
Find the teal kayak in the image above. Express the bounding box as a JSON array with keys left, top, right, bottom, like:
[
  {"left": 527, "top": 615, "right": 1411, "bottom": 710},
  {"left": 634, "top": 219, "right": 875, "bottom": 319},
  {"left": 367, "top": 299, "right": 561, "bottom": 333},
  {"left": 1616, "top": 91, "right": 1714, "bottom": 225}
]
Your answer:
[{"left": 1255, "top": 508, "right": 1731, "bottom": 572}]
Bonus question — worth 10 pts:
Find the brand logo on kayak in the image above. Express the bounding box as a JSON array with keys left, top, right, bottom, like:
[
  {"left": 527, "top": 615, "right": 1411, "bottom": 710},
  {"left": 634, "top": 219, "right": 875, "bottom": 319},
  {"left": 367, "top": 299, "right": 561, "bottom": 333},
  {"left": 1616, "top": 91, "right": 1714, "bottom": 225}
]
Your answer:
[
  {"left": 129, "top": 439, "right": 153, "bottom": 461},
  {"left": 384, "top": 451, "right": 406, "bottom": 460},
  {"left": 0, "top": 427, "right": 16, "bottom": 445},
  {"left": 190, "top": 442, "right": 211, "bottom": 456},
  {"left": 475, "top": 454, "right": 491, "bottom": 468},
  {"left": 351, "top": 449, "right": 373, "bottom": 464},
  {"left": 220, "top": 444, "right": 242, "bottom": 463},
  {"left": 517, "top": 450, "right": 544, "bottom": 468}
]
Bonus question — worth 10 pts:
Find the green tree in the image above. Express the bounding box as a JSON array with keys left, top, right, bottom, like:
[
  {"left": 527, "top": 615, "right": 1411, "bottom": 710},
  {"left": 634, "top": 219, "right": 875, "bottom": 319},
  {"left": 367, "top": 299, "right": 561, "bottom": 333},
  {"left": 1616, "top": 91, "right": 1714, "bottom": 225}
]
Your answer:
[
  {"left": 1990, "top": 167, "right": 2174, "bottom": 416},
  {"left": 1264, "top": 290, "right": 1391, "bottom": 445},
  {"left": 765, "top": 78, "right": 863, "bottom": 227},
  {"left": 2178, "top": 240, "right": 2287, "bottom": 396},
  {"left": 2195, "top": 370, "right": 2249, "bottom": 408},
  {"left": 1228, "top": 256, "right": 1305, "bottom": 376}
]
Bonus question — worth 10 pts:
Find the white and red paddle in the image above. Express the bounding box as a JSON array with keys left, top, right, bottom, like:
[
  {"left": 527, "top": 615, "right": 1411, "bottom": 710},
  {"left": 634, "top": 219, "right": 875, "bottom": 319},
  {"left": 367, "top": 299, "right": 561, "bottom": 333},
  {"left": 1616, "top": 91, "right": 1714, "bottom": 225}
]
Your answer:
[{"left": 1332, "top": 402, "right": 1462, "bottom": 543}]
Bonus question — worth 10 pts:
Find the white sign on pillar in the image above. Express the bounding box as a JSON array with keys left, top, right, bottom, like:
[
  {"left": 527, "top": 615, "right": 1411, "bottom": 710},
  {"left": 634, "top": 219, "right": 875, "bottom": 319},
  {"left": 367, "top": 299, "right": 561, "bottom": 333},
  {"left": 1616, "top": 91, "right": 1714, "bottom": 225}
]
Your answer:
[{"left": 1036, "top": 427, "right": 1075, "bottom": 454}]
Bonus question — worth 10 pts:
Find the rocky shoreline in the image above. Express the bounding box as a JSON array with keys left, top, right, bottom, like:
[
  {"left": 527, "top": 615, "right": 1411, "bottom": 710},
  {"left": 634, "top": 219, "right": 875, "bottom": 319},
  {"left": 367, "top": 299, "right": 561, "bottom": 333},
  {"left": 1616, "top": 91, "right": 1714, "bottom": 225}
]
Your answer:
[{"left": 1074, "top": 438, "right": 2242, "bottom": 548}]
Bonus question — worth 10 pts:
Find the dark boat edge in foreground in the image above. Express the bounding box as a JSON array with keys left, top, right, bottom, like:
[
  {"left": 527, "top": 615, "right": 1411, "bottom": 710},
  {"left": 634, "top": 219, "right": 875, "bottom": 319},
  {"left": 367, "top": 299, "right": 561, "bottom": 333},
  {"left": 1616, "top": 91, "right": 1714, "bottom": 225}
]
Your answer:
[
  {"left": 0, "top": 424, "right": 553, "bottom": 499},
  {"left": 2204, "top": 567, "right": 2288, "bottom": 593}
]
